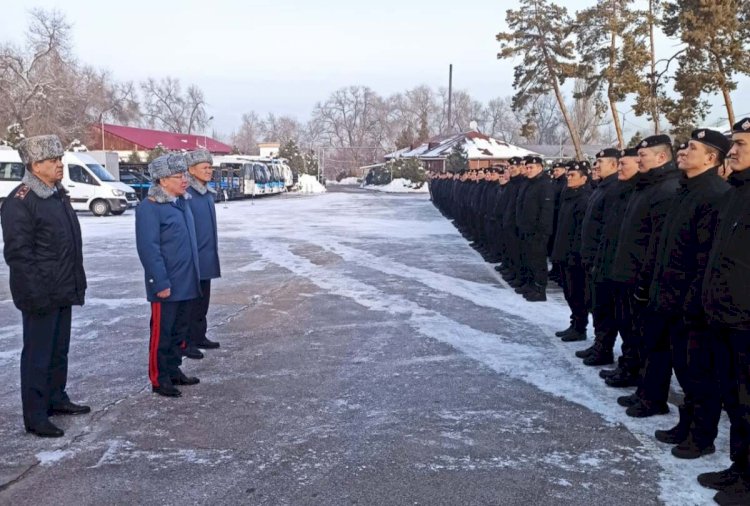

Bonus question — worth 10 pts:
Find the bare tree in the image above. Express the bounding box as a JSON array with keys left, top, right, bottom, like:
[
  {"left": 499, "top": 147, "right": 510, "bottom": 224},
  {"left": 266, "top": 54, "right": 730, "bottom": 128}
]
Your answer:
[
  {"left": 230, "top": 112, "right": 261, "bottom": 154},
  {"left": 0, "top": 8, "right": 73, "bottom": 135},
  {"left": 140, "top": 77, "right": 208, "bottom": 134},
  {"left": 259, "top": 113, "right": 302, "bottom": 144},
  {"left": 482, "top": 97, "right": 523, "bottom": 143}
]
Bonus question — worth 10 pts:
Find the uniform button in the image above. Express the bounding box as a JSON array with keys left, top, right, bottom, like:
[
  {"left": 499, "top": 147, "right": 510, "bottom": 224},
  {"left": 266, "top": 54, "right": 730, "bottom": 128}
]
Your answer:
[{"left": 149, "top": 279, "right": 154, "bottom": 283}]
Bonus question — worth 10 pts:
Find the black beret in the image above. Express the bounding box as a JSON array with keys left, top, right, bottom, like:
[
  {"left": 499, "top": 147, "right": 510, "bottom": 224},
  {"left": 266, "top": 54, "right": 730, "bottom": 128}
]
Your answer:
[
  {"left": 677, "top": 141, "right": 688, "bottom": 151},
  {"left": 566, "top": 160, "right": 591, "bottom": 175},
  {"left": 524, "top": 155, "right": 544, "bottom": 165},
  {"left": 508, "top": 157, "right": 523, "bottom": 165},
  {"left": 620, "top": 147, "right": 639, "bottom": 157},
  {"left": 732, "top": 117, "right": 750, "bottom": 133},
  {"left": 596, "top": 148, "right": 620, "bottom": 159},
  {"left": 638, "top": 134, "right": 672, "bottom": 149},
  {"left": 552, "top": 161, "right": 567, "bottom": 169},
  {"left": 691, "top": 128, "right": 731, "bottom": 155}
]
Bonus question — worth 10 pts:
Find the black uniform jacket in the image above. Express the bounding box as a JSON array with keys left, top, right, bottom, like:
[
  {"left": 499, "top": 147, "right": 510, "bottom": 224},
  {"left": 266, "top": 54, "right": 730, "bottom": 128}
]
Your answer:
[
  {"left": 610, "top": 162, "right": 680, "bottom": 287},
  {"left": 517, "top": 172, "right": 554, "bottom": 237},
  {"left": 702, "top": 168, "right": 750, "bottom": 330},
  {"left": 650, "top": 168, "right": 729, "bottom": 316},
  {"left": 550, "top": 183, "right": 592, "bottom": 265},
  {"left": 580, "top": 173, "right": 619, "bottom": 266},
  {"left": 2, "top": 176, "right": 86, "bottom": 313},
  {"left": 501, "top": 175, "right": 524, "bottom": 231},
  {"left": 592, "top": 176, "right": 639, "bottom": 284}
]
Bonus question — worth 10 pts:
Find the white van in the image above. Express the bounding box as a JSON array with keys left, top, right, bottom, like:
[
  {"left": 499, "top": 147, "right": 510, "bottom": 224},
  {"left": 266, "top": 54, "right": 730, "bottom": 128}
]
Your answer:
[
  {"left": 63, "top": 152, "right": 139, "bottom": 216},
  {"left": 0, "top": 149, "right": 138, "bottom": 216},
  {"left": 0, "top": 147, "right": 24, "bottom": 211}
]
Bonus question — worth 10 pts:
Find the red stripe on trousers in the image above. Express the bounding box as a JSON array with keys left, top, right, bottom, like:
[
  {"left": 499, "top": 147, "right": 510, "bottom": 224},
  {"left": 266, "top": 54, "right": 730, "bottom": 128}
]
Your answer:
[{"left": 149, "top": 302, "right": 161, "bottom": 387}]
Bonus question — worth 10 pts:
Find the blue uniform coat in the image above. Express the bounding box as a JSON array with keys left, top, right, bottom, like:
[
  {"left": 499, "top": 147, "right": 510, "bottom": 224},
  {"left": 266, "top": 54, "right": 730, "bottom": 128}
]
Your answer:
[
  {"left": 187, "top": 182, "right": 221, "bottom": 280},
  {"left": 135, "top": 192, "right": 201, "bottom": 302}
]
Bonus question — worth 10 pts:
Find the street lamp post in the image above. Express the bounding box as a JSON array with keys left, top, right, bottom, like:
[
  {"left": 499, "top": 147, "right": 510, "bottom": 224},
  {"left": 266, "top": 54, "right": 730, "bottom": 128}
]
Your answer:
[{"left": 204, "top": 115, "right": 214, "bottom": 149}]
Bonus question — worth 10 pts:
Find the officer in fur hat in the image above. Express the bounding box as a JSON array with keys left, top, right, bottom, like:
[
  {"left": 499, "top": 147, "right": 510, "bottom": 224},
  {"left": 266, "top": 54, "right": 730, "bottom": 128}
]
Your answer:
[
  {"left": 135, "top": 153, "right": 201, "bottom": 398},
  {"left": 184, "top": 149, "right": 221, "bottom": 356},
  {"left": 1, "top": 135, "right": 89, "bottom": 437}
]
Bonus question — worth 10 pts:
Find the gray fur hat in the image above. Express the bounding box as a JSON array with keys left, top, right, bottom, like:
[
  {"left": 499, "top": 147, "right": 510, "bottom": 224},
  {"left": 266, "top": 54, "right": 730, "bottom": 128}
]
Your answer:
[
  {"left": 148, "top": 153, "right": 188, "bottom": 180},
  {"left": 17, "top": 135, "right": 64, "bottom": 165},
  {"left": 184, "top": 149, "right": 213, "bottom": 167}
]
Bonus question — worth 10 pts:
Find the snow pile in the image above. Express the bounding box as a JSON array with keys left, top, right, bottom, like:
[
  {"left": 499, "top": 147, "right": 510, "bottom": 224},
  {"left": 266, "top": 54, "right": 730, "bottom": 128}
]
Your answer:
[
  {"left": 328, "top": 177, "right": 360, "bottom": 185},
  {"left": 364, "top": 178, "right": 428, "bottom": 193},
  {"left": 297, "top": 174, "right": 326, "bottom": 194}
]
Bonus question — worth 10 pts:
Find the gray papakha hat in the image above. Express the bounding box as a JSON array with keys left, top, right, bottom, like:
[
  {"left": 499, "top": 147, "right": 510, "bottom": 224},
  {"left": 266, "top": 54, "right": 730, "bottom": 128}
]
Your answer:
[
  {"left": 17, "top": 135, "right": 64, "bottom": 165},
  {"left": 184, "top": 149, "right": 213, "bottom": 167},
  {"left": 148, "top": 153, "right": 188, "bottom": 181}
]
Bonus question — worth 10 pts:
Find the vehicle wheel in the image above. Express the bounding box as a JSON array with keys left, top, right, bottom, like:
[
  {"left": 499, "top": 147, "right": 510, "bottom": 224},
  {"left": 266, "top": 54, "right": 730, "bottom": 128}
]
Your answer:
[
  {"left": 90, "top": 199, "right": 110, "bottom": 217},
  {"left": 110, "top": 209, "right": 125, "bottom": 216}
]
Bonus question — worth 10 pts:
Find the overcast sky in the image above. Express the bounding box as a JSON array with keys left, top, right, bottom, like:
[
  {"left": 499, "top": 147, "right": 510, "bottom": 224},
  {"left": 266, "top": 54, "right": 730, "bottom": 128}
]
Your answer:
[{"left": 2, "top": 0, "right": 748, "bottom": 139}]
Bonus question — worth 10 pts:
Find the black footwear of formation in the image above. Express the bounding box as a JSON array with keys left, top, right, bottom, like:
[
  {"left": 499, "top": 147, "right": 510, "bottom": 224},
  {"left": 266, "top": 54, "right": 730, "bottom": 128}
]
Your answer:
[
  {"left": 195, "top": 338, "right": 220, "bottom": 349},
  {"left": 560, "top": 330, "right": 586, "bottom": 342},
  {"left": 182, "top": 346, "right": 204, "bottom": 360},
  {"left": 152, "top": 384, "right": 182, "bottom": 397},
  {"left": 625, "top": 401, "right": 669, "bottom": 418},
  {"left": 26, "top": 419, "right": 65, "bottom": 438},
  {"left": 49, "top": 401, "right": 91, "bottom": 416},
  {"left": 171, "top": 371, "right": 200, "bottom": 386}
]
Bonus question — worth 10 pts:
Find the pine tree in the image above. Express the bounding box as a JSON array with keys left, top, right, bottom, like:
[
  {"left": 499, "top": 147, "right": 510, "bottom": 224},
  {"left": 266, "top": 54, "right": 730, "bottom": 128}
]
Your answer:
[
  {"left": 147, "top": 143, "right": 168, "bottom": 162},
  {"left": 576, "top": 0, "right": 650, "bottom": 148},
  {"left": 446, "top": 143, "right": 468, "bottom": 173},
  {"left": 496, "top": 0, "right": 584, "bottom": 159},
  {"left": 662, "top": 0, "right": 750, "bottom": 127},
  {"left": 631, "top": 0, "right": 668, "bottom": 134},
  {"left": 279, "top": 139, "right": 306, "bottom": 174},
  {"left": 395, "top": 127, "right": 415, "bottom": 150}
]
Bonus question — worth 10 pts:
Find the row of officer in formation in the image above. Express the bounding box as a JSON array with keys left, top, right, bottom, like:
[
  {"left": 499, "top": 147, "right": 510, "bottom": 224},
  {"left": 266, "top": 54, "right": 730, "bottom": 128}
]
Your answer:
[
  {"left": 1, "top": 137, "right": 222, "bottom": 439},
  {"left": 428, "top": 118, "right": 750, "bottom": 505}
]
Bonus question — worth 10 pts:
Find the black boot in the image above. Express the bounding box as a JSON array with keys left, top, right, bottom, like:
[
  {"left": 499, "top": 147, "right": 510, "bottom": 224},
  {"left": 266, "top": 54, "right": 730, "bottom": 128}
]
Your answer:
[
  {"left": 605, "top": 370, "right": 638, "bottom": 388},
  {"left": 713, "top": 475, "right": 750, "bottom": 505},
  {"left": 671, "top": 437, "right": 715, "bottom": 459},
  {"left": 617, "top": 393, "right": 640, "bottom": 407},
  {"left": 575, "top": 344, "right": 598, "bottom": 358},
  {"left": 599, "top": 367, "right": 621, "bottom": 379},
  {"left": 583, "top": 347, "right": 614, "bottom": 366},
  {"left": 698, "top": 464, "right": 746, "bottom": 491},
  {"left": 655, "top": 406, "right": 692, "bottom": 444},
  {"left": 556, "top": 325, "right": 575, "bottom": 338},
  {"left": 25, "top": 419, "right": 64, "bottom": 438},
  {"left": 523, "top": 287, "right": 547, "bottom": 302},
  {"left": 561, "top": 329, "right": 586, "bottom": 342},
  {"left": 625, "top": 400, "right": 669, "bottom": 418}
]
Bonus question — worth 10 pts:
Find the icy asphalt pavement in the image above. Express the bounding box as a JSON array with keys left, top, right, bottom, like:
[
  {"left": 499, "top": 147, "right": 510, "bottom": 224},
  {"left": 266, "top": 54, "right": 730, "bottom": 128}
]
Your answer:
[{"left": 0, "top": 188, "right": 730, "bottom": 505}]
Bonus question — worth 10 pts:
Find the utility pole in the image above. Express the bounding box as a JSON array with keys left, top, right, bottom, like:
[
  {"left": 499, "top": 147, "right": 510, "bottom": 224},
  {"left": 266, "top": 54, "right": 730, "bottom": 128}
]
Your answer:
[{"left": 447, "top": 64, "right": 453, "bottom": 134}]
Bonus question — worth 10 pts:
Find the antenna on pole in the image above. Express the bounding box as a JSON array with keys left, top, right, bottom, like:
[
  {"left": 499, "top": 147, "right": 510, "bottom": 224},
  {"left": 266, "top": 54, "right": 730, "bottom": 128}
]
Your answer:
[{"left": 447, "top": 64, "right": 453, "bottom": 134}]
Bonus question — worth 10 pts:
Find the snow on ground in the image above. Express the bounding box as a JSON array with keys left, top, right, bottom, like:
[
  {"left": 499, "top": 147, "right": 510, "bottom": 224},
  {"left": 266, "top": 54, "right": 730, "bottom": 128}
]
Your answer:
[
  {"left": 327, "top": 177, "right": 360, "bottom": 185},
  {"left": 297, "top": 174, "right": 327, "bottom": 193},
  {"left": 0, "top": 188, "right": 726, "bottom": 505},
  {"left": 362, "top": 178, "right": 429, "bottom": 193}
]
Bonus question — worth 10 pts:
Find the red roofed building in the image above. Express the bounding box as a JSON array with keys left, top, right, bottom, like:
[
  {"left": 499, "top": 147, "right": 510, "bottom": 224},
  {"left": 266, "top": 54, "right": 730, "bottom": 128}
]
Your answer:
[{"left": 89, "top": 123, "right": 233, "bottom": 161}]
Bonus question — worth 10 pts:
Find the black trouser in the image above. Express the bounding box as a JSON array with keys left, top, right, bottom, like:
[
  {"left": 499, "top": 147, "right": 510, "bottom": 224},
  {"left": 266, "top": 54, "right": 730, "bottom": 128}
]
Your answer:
[
  {"left": 561, "top": 263, "right": 588, "bottom": 331},
  {"left": 591, "top": 280, "right": 618, "bottom": 350},
  {"left": 713, "top": 327, "right": 750, "bottom": 467},
  {"left": 520, "top": 232, "right": 549, "bottom": 289},
  {"left": 613, "top": 282, "right": 640, "bottom": 375},
  {"left": 504, "top": 227, "right": 521, "bottom": 276},
  {"left": 189, "top": 280, "right": 212, "bottom": 345},
  {"left": 638, "top": 311, "right": 676, "bottom": 406},
  {"left": 21, "top": 306, "right": 72, "bottom": 426},
  {"left": 149, "top": 300, "right": 190, "bottom": 388},
  {"left": 678, "top": 322, "right": 721, "bottom": 446}
]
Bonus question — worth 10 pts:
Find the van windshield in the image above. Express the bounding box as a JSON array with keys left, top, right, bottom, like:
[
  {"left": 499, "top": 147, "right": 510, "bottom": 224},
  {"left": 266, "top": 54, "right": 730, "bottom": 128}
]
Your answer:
[
  {"left": 0, "top": 162, "right": 24, "bottom": 181},
  {"left": 86, "top": 163, "right": 116, "bottom": 182}
]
